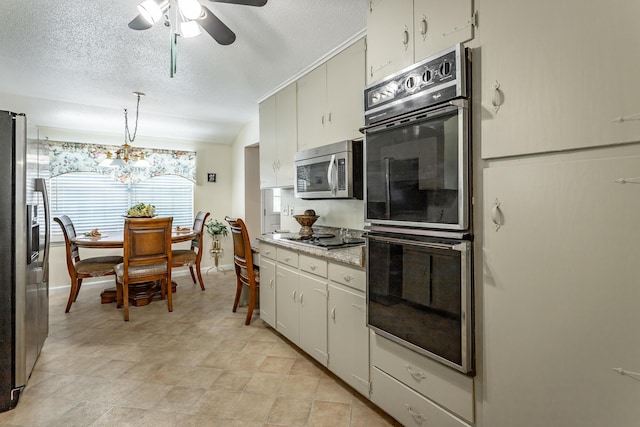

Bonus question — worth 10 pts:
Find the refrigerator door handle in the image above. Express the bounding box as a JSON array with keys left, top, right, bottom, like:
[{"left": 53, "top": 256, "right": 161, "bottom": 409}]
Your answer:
[{"left": 35, "top": 178, "right": 49, "bottom": 281}]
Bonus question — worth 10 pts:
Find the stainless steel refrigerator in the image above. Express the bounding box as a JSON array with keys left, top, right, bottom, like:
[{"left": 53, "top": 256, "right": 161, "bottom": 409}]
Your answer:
[{"left": 0, "top": 111, "right": 50, "bottom": 412}]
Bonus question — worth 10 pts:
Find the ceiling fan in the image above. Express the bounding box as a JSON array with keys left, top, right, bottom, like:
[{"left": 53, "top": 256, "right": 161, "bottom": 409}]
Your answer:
[{"left": 128, "top": 0, "right": 268, "bottom": 46}]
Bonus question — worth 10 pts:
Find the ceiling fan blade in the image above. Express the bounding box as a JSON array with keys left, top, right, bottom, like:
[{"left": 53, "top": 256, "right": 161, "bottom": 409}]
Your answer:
[
  {"left": 199, "top": 6, "right": 236, "bottom": 45},
  {"left": 211, "top": 0, "right": 268, "bottom": 6},
  {"left": 128, "top": 14, "right": 154, "bottom": 30}
]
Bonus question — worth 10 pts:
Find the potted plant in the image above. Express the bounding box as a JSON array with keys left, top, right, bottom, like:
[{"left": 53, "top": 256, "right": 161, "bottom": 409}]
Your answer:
[{"left": 205, "top": 218, "right": 229, "bottom": 252}]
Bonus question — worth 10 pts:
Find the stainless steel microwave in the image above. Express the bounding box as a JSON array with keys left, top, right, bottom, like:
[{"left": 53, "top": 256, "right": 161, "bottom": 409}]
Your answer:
[{"left": 294, "top": 140, "right": 363, "bottom": 199}]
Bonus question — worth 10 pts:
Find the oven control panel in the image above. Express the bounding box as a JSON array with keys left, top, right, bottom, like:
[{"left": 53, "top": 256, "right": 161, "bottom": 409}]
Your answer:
[{"left": 364, "top": 43, "right": 468, "bottom": 125}]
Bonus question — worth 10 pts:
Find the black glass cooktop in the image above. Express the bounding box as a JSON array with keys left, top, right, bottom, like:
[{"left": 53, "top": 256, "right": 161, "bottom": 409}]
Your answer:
[{"left": 282, "top": 234, "right": 365, "bottom": 250}]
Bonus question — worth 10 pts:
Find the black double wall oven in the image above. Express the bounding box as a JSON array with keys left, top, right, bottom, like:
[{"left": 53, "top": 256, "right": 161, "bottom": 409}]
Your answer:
[{"left": 363, "top": 44, "right": 474, "bottom": 374}]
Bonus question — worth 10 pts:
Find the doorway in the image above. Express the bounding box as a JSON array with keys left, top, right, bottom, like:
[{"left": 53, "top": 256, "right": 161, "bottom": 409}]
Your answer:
[{"left": 261, "top": 188, "right": 281, "bottom": 233}]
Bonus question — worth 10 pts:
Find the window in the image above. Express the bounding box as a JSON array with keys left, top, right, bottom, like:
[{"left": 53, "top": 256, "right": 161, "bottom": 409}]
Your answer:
[
  {"left": 50, "top": 173, "right": 194, "bottom": 237},
  {"left": 272, "top": 188, "right": 281, "bottom": 213}
]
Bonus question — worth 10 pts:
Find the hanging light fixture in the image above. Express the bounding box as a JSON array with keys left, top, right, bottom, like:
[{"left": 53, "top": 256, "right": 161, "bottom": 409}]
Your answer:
[
  {"left": 128, "top": 0, "right": 268, "bottom": 77},
  {"left": 100, "top": 92, "right": 150, "bottom": 168}
]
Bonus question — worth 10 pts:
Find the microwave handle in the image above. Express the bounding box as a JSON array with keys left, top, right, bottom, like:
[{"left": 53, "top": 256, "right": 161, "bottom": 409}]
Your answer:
[{"left": 327, "top": 154, "right": 337, "bottom": 195}]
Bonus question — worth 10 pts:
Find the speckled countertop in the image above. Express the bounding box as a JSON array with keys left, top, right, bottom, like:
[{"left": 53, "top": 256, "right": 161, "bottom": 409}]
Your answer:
[{"left": 256, "top": 231, "right": 366, "bottom": 269}]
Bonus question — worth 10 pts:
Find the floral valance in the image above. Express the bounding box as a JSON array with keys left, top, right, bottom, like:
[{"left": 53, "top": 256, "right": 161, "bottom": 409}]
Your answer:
[{"left": 49, "top": 141, "right": 196, "bottom": 184}]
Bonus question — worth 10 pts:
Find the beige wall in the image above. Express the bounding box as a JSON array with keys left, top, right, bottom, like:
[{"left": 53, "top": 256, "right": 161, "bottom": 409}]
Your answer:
[{"left": 230, "top": 118, "right": 261, "bottom": 239}]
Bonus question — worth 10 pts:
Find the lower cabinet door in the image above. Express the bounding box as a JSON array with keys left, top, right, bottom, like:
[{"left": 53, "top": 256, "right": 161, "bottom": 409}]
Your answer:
[
  {"left": 371, "top": 367, "right": 472, "bottom": 427},
  {"left": 275, "top": 264, "right": 299, "bottom": 344},
  {"left": 299, "top": 274, "right": 328, "bottom": 366},
  {"left": 328, "top": 282, "right": 369, "bottom": 397},
  {"left": 259, "top": 258, "right": 276, "bottom": 327}
]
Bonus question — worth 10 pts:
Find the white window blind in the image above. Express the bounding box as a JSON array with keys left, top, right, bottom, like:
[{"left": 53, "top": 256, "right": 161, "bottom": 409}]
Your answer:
[{"left": 50, "top": 172, "right": 194, "bottom": 237}]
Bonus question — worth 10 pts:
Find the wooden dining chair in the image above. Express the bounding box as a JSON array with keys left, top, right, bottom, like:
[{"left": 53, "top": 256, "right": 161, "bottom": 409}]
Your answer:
[
  {"left": 171, "top": 211, "right": 210, "bottom": 290},
  {"left": 54, "top": 215, "right": 123, "bottom": 313},
  {"left": 114, "top": 217, "right": 173, "bottom": 321},
  {"left": 225, "top": 216, "right": 260, "bottom": 325}
]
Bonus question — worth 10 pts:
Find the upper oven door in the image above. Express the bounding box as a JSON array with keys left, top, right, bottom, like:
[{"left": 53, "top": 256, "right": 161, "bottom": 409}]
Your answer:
[{"left": 364, "top": 101, "right": 469, "bottom": 230}]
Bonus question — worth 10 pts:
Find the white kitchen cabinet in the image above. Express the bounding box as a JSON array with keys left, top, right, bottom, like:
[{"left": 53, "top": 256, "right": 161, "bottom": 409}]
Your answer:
[
  {"left": 275, "top": 263, "right": 299, "bottom": 343},
  {"left": 478, "top": 0, "right": 640, "bottom": 159},
  {"left": 297, "top": 39, "right": 366, "bottom": 151},
  {"left": 366, "top": 0, "right": 474, "bottom": 84},
  {"left": 482, "top": 152, "right": 640, "bottom": 427},
  {"left": 413, "top": 0, "right": 474, "bottom": 63},
  {"left": 366, "top": 0, "right": 413, "bottom": 85},
  {"left": 273, "top": 249, "right": 329, "bottom": 367},
  {"left": 296, "top": 65, "right": 326, "bottom": 151},
  {"left": 299, "top": 272, "right": 328, "bottom": 366},
  {"left": 259, "top": 82, "right": 297, "bottom": 188},
  {"left": 371, "top": 331, "right": 474, "bottom": 423},
  {"left": 328, "top": 263, "right": 369, "bottom": 397},
  {"left": 259, "top": 256, "right": 276, "bottom": 328},
  {"left": 371, "top": 367, "right": 471, "bottom": 427}
]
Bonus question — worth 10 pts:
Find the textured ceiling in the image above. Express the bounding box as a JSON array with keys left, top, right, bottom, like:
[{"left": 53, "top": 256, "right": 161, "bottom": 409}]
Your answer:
[{"left": 0, "top": 0, "right": 367, "bottom": 144}]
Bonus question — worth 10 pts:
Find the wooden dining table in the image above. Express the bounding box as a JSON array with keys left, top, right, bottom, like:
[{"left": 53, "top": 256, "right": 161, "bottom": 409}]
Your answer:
[{"left": 71, "top": 229, "right": 198, "bottom": 307}]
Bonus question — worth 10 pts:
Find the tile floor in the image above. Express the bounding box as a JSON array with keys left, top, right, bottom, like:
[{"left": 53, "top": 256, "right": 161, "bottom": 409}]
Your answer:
[{"left": 0, "top": 271, "right": 399, "bottom": 426}]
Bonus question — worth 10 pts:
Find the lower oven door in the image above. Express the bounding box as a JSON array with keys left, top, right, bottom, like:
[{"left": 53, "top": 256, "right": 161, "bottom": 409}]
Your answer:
[{"left": 366, "top": 231, "right": 474, "bottom": 374}]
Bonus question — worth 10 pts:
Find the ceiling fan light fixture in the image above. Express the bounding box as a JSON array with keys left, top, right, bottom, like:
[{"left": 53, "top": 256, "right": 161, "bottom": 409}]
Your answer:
[
  {"left": 178, "top": 0, "right": 204, "bottom": 20},
  {"left": 181, "top": 20, "right": 202, "bottom": 38},
  {"left": 138, "top": 0, "right": 169, "bottom": 25}
]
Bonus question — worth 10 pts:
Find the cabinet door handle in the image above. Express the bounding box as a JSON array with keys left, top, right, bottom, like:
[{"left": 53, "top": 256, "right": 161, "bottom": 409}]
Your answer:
[
  {"left": 420, "top": 16, "right": 428, "bottom": 38},
  {"left": 492, "top": 198, "right": 504, "bottom": 231},
  {"left": 404, "top": 363, "right": 427, "bottom": 381},
  {"left": 331, "top": 307, "right": 336, "bottom": 320},
  {"left": 328, "top": 112, "right": 332, "bottom": 123},
  {"left": 284, "top": 256, "right": 291, "bottom": 262},
  {"left": 402, "top": 27, "right": 410, "bottom": 49},
  {"left": 310, "top": 264, "right": 317, "bottom": 271},
  {"left": 292, "top": 289, "right": 297, "bottom": 301},
  {"left": 269, "top": 278, "right": 274, "bottom": 288},
  {"left": 300, "top": 292, "right": 304, "bottom": 305},
  {"left": 343, "top": 275, "right": 353, "bottom": 282},
  {"left": 405, "top": 405, "right": 427, "bottom": 422},
  {"left": 321, "top": 115, "right": 325, "bottom": 126}
]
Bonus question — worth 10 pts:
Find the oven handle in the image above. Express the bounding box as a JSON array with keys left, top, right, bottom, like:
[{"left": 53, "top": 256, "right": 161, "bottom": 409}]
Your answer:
[
  {"left": 366, "top": 234, "right": 468, "bottom": 252},
  {"left": 360, "top": 99, "right": 467, "bottom": 133}
]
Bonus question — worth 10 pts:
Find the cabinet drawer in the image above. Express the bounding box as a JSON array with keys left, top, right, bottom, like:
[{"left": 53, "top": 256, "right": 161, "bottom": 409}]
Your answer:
[
  {"left": 371, "top": 332, "right": 474, "bottom": 423},
  {"left": 371, "top": 367, "right": 471, "bottom": 427},
  {"left": 328, "top": 263, "right": 365, "bottom": 292},
  {"left": 299, "top": 254, "right": 328, "bottom": 278},
  {"left": 277, "top": 247, "right": 298, "bottom": 268},
  {"left": 260, "top": 243, "right": 277, "bottom": 260}
]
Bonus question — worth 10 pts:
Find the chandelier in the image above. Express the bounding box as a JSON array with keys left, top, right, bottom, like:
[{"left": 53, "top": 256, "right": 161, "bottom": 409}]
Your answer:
[{"left": 100, "top": 92, "right": 150, "bottom": 168}]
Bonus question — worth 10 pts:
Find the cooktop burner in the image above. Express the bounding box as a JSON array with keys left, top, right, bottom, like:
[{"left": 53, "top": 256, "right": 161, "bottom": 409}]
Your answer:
[{"left": 281, "top": 234, "right": 365, "bottom": 250}]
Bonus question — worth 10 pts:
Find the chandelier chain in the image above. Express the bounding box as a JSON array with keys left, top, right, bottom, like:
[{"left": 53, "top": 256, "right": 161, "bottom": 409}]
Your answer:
[{"left": 124, "top": 93, "right": 142, "bottom": 143}]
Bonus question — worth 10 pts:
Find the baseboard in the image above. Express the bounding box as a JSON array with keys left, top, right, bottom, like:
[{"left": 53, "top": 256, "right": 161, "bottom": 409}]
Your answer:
[{"left": 49, "top": 267, "right": 211, "bottom": 295}]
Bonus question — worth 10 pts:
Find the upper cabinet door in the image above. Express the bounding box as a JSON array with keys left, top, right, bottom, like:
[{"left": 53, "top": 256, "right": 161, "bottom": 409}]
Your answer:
[
  {"left": 297, "top": 64, "right": 327, "bottom": 152},
  {"left": 413, "top": 0, "right": 474, "bottom": 61},
  {"left": 480, "top": 0, "right": 640, "bottom": 159},
  {"left": 275, "top": 83, "right": 297, "bottom": 187},
  {"left": 367, "top": 0, "right": 414, "bottom": 84},
  {"left": 326, "top": 38, "right": 366, "bottom": 143}
]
